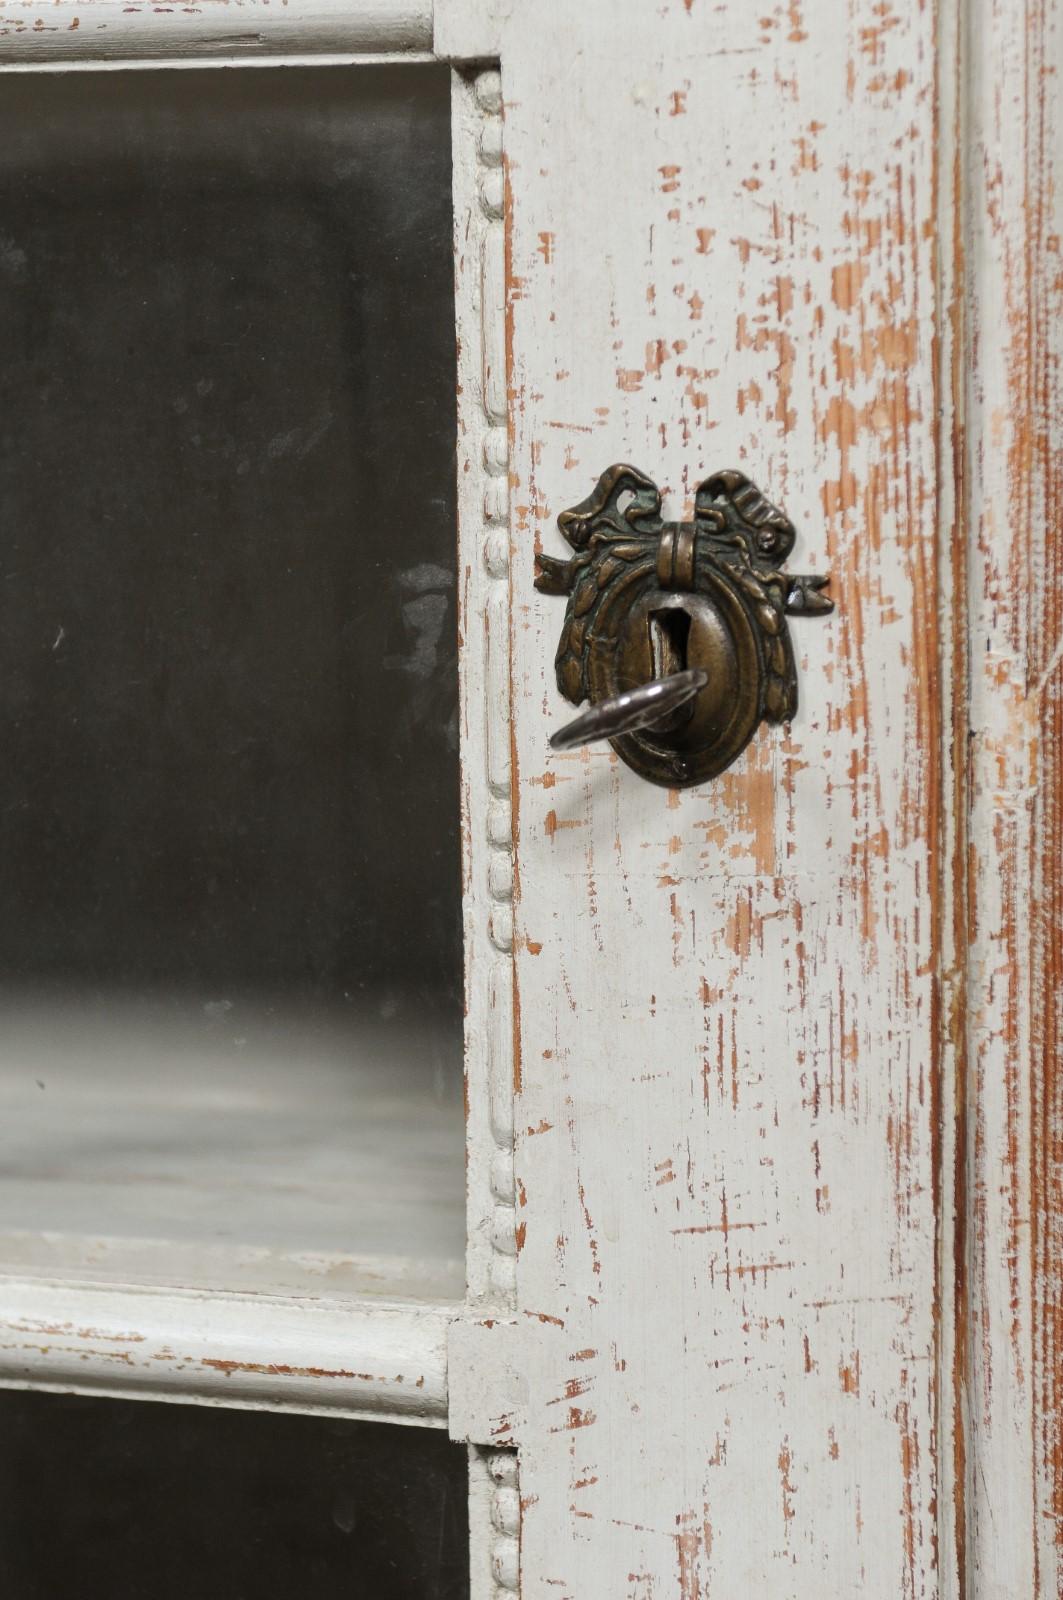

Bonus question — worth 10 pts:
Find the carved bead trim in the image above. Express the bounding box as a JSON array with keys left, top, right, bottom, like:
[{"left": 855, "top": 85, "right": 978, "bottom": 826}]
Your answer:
[
  {"left": 472, "top": 65, "right": 516, "bottom": 1308},
  {"left": 477, "top": 67, "right": 511, "bottom": 958},
  {"left": 489, "top": 1449, "right": 520, "bottom": 1594}
]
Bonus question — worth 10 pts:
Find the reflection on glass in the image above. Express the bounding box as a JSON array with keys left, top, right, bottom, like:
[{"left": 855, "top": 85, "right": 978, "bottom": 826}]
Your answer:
[{"left": 0, "top": 66, "right": 463, "bottom": 1293}]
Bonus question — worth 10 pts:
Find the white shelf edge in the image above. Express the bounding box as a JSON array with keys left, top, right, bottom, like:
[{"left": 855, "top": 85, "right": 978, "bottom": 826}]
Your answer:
[
  {"left": 0, "top": 50, "right": 438, "bottom": 72},
  {"left": 0, "top": 0, "right": 433, "bottom": 67},
  {"left": 0, "top": 1275, "right": 455, "bottom": 1425}
]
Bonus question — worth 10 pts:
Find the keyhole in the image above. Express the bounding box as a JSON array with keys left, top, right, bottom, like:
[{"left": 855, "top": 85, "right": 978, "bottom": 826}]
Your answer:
[
  {"left": 647, "top": 608, "right": 695, "bottom": 733},
  {"left": 649, "top": 607, "right": 691, "bottom": 680}
]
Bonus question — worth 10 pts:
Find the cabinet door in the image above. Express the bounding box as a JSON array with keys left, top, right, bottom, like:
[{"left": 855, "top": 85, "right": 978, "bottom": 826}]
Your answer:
[
  {"left": 2, "top": 3, "right": 1060, "bottom": 1596},
  {"left": 441, "top": 1, "right": 1062, "bottom": 1596}
]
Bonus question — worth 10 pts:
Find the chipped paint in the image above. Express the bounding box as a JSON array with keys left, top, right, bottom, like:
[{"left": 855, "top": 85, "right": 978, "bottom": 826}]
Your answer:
[
  {"left": 501, "top": 0, "right": 978, "bottom": 1592},
  {"left": 0, "top": 0, "right": 434, "bottom": 60},
  {"left": 959, "top": 0, "right": 1063, "bottom": 1594}
]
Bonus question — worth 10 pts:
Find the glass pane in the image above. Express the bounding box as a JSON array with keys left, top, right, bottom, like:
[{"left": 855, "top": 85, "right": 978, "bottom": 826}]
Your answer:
[
  {"left": 0, "top": 66, "right": 464, "bottom": 1297},
  {"left": 0, "top": 1390, "right": 468, "bottom": 1600}
]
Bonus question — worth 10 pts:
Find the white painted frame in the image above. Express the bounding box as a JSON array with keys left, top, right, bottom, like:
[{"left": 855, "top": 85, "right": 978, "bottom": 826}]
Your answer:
[
  {"left": 0, "top": 1279, "right": 451, "bottom": 1423},
  {"left": 0, "top": 0, "right": 432, "bottom": 67}
]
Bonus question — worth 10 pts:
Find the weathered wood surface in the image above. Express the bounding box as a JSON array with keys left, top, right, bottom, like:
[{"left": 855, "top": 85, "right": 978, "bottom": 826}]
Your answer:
[
  {"left": 962, "top": 0, "right": 1063, "bottom": 1594},
  {"left": 452, "top": 66, "right": 523, "bottom": 1600},
  {"left": 0, "top": 0, "right": 1056, "bottom": 1587},
  {"left": 0, "top": 0, "right": 430, "bottom": 65},
  {"left": 0, "top": 1277, "right": 452, "bottom": 1422},
  {"left": 486, "top": 0, "right": 1056, "bottom": 1593}
]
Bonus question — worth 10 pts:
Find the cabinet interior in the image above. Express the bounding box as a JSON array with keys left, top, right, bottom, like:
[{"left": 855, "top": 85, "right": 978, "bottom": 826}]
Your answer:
[{"left": 0, "top": 65, "right": 465, "bottom": 1316}]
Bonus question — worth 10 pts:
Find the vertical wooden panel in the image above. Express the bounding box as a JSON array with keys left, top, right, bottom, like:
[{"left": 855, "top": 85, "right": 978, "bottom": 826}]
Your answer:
[
  {"left": 964, "top": 0, "right": 1063, "bottom": 1592},
  {"left": 502, "top": 1, "right": 951, "bottom": 1593}
]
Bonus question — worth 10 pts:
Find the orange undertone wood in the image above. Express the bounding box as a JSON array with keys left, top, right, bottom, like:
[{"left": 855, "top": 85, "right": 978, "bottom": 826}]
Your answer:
[
  {"left": 484, "top": 0, "right": 1063, "bottom": 1592},
  {"left": 962, "top": 0, "right": 1063, "bottom": 1593}
]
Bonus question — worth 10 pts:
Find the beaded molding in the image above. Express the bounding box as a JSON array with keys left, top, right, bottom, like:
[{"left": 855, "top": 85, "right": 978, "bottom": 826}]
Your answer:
[
  {"left": 470, "top": 72, "right": 520, "bottom": 1591},
  {"left": 488, "top": 1448, "right": 520, "bottom": 1595},
  {"left": 472, "top": 66, "right": 518, "bottom": 1310}
]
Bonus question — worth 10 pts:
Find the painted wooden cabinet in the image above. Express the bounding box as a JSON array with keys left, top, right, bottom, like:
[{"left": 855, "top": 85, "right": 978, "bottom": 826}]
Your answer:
[{"left": 0, "top": 1, "right": 1059, "bottom": 1595}]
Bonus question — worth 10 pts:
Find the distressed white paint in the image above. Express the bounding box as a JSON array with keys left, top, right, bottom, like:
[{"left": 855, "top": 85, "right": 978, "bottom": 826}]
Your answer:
[
  {"left": 0, "top": 0, "right": 430, "bottom": 65},
  {"left": 468, "top": 1446, "right": 521, "bottom": 1599},
  {"left": 476, "top": 0, "right": 1063, "bottom": 1589},
  {"left": 433, "top": 0, "right": 502, "bottom": 63},
  {"left": 451, "top": 66, "right": 525, "bottom": 1598},
  {"left": 498, "top": 2, "right": 952, "bottom": 1595},
  {"left": 961, "top": 1, "right": 1063, "bottom": 1595},
  {"left": 0, "top": 1276, "right": 451, "bottom": 1421},
  {"left": 0, "top": 1273, "right": 451, "bottom": 1427},
  {"left": 0, "top": 3, "right": 1057, "bottom": 1594},
  {"left": 454, "top": 65, "right": 517, "bottom": 1321}
]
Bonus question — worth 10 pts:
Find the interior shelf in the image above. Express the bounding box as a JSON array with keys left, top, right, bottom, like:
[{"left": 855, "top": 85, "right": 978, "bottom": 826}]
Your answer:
[{"left": 0, "top": 992, "right": 464, "bottom": 1421}]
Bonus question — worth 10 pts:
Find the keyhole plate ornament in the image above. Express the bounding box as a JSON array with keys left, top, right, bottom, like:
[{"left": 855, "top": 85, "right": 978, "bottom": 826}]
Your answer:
[{"left": 534, "top": 464, "right": 834, "bottom": 789}]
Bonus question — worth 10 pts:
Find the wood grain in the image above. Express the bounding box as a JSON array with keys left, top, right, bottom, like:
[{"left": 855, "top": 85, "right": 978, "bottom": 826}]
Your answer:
[
  {"left": 0, "top": 1277, "right": 451, "bottom": 1422},
  {"left": 963, "top": 0, "right": 1063, "bottom": 1593},
  {"left": 500, "top": 1, "right": 957, "bottom": 1592},
  {"left": 0, "top": 0, "right": 430, "bottom": 65}
]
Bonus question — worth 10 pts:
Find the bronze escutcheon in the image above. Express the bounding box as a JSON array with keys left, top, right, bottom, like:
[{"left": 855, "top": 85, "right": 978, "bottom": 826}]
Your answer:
[{"left": 535, "top": 464, "right": 833, "bottom": 788}]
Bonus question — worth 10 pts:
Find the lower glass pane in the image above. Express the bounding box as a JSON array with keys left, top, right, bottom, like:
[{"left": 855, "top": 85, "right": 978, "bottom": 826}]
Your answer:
[{"left": 0, "top": 1390, "right": 468, "bottom": 1600}]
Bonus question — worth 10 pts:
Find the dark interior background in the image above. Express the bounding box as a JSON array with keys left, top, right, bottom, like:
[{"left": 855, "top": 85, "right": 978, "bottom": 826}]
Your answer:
[
  {"left": 0, "top": 1389, "right": 469, "bottom": 1600},
  {"left": 0, "top": 66, "right": 461, "bottom": 1008}
]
